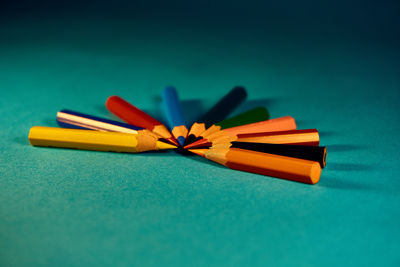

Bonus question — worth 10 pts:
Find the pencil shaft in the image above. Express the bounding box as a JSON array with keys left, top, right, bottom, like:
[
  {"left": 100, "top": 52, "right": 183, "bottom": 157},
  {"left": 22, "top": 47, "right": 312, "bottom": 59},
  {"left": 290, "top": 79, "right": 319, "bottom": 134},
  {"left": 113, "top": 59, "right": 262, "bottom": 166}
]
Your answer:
[
  {"left": 198, "top": 86, "right": 247, "bottom": 127},
  {"left": 106, "top": 95, "right": 162, "bottom": 130},
  {"left": 206, "top": 147, "right": 321, "bottom": 184},
  {"left": 106, "top": 95, "right": 177, "bottom": 145},
  {"left": 162, "top": 86, "right": 186, "bottom": 128},
  {"left": 57, "top": 109, "right": 143, "bottom": 134},
  {"left": 162, "top": 86, "right": 187, "bottom": 145},
  {"left": 29, "top": 126, "right": 175, "bottom": 153},
  {"left": 231, "top": 142, "right": 327, "bottom": 167},
  {"left": 236, "top": 129, "right": 320, "bottom": 146},
  {"left": 216, "top": 107, "right": 270, "bottom": 129},
  {"left": 223, "top": 116, "right": 296, "bottom": 136}
]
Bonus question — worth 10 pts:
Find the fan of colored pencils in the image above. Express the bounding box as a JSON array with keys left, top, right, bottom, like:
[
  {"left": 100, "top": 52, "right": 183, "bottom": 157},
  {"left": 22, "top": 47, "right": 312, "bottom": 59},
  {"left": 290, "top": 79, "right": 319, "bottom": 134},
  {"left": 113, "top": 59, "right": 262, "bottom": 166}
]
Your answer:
[{"left": 28, "top": 86, "right": 326, "bottom": 184}]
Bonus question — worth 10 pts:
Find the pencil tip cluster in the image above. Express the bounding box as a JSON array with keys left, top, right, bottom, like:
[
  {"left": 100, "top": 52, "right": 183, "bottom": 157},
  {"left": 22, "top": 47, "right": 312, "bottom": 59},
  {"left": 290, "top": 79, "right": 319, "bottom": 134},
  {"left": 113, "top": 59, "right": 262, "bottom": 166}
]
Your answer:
[{"left": 29, "top": 87, "right": 326, "bottom": 184}]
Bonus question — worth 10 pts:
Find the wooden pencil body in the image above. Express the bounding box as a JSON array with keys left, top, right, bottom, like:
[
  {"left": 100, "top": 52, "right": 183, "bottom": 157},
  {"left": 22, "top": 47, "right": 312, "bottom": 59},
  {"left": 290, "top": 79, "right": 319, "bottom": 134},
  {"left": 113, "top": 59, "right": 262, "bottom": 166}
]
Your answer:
[
  {"left": 29, "top": 126, "right": 174, "bottom": 153},
  {"left": 223, "top": 116, "right": 296, "bottom": 136},
  {"left": 206, "top": 147, "right": 321, "bottom": 184},
  {"left": 106, "top": 95, "right": 176, "bottom": 144},
  {"left": 162, "top": 86, "right": 187, "bottom": 146},
  {"left": 57, "top": 109, "right": 143, "bottom": 134},
  {"left": 231, "top": 142, "right": 327, "bottom": 167},
  {"left": 215, "top": 107, "right": 270, "bottom": 129},
  {"left": 236, "top": 129, "right": 319, "bottom": 146},
  {"left": 106, "top": 96, "right": 160, "bottom": 130},
  {"left": 198, "top": 86, "right": 247, "bottom": 128}
]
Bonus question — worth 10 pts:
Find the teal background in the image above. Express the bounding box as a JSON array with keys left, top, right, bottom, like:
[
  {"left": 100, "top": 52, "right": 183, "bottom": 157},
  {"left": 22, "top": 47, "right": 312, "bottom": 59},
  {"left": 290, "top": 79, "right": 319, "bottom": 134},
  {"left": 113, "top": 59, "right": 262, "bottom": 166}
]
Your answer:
[{"left": 1, "top": 1, "right": 399, "bottom": 266}]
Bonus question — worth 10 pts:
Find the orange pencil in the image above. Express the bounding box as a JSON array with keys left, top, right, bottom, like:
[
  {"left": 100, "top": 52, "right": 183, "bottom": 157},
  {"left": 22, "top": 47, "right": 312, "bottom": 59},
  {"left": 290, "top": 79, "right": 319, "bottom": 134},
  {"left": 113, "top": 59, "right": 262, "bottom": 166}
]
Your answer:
[
  {"left": 236, "top": 129, "right": 320, "bottom": 146},
  {"left": 189, "top": 147, "right": 321, "bottom": 184},
  {"left": 185, "top": 116, "right": 296, "bottom": 149},
  {"left": 189, "top": 129, "right": 319, "bottom": 148}
]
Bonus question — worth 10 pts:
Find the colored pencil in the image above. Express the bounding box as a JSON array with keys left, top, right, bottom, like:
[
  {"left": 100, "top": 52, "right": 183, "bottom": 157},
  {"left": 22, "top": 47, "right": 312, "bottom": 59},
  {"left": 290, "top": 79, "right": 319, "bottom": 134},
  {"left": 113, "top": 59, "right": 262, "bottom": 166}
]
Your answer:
[
  {"left": 236, "top": 129, "right": 319, "bottom": 146},
  {"left": 197, "top": 86, "right": 248, "bottom": 127},
  {"left": 184, "top": 116, "right": 296, "bottom": 149},
  {"left": 228, "top": 142, "right": 327, "bottom": 168},
  {"left": 209, "top": 129, "right": 320, "bottom": 147},
  {"left": 185, "top": 106, "right": 270, "bottom": 146},
  {"left": 216, "top": 107, "right": 270, "bottom": 129},
  {"left": 162, "top": 86, "right": 187, "bottom": 146},
  {"left": 184, "top": 86, "right": 247, "bottom": 147},
  {"left": 184, "top": 122, "right": 207, "bottom": 146},
  {"left": 106, "top": 95, "right": 178, "bottom": 146},
  {"left": 29, "top": 126, "right": 177, "bottom": 153},
  {"left": 57, "top": 109, "right": 144, "bottom": 133},
  {"left": 188, "top": 129, "right": 319, "bottom": 148},
  {"left": 189, "top": 147, "right": 321, "bottom": 184}
]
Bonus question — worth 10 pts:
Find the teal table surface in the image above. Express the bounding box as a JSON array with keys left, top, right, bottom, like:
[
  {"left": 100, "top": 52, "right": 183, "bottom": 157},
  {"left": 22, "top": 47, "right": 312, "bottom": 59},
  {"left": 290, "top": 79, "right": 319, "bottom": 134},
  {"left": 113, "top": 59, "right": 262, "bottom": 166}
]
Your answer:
[{"left": 1, "top": 1, "right": 400, "bottom": 266}]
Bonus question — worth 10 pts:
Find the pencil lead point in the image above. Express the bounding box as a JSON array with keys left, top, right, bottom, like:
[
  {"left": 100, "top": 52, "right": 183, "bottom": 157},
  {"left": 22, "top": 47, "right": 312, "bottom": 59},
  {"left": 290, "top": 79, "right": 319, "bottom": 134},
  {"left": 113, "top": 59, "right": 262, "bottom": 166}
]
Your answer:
[
  {"left": 184, "top": 139, "right": 210, "bottom": 149},
  {"left": 177, "top": 136, "right": 185, "bottom": 147},
  {"left": 157, "top": 141, "right": 177, "bottom": 150}
]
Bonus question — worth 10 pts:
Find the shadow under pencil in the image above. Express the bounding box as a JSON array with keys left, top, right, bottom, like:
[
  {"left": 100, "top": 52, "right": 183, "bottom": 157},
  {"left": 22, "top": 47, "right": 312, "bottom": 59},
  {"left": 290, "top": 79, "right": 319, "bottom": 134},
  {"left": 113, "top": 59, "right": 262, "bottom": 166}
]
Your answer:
[
  {"left": 195, "top": 86, "right": 248, "bottom": 126},
  {"left": 180, "top": 99, "right": 205, "bottom": 125},
  {"left": 14, "top": 136, "right": 29, "bottom": 146},
  {"left": 326, "top": 162, "right": 374, "bottom": 171},
  {"left": 327, "top": 144, "right": 366, "bottom": 152},
  {"left": 94, "top": 104, "right": 111, "bottom": 117},
  {"left": 42, "top": 118, "right": 59, "bottom": 127},
  {"left": 318, "top": 130, "right": 335, "bottom": 138},
  {"left": 318, "top": 175, "right": 376, "bottom": 191}
]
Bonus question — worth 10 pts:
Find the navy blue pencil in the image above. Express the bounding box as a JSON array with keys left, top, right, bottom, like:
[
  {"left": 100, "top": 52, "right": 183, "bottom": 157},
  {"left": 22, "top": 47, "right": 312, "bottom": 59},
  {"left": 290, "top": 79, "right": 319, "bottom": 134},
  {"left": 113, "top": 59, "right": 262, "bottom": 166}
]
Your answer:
[
  {"left": 57, "top": 109, "right": 144, "bottom": 134},
  {"left": 162, "top": 86, "right": 188, "bottom": 146}
]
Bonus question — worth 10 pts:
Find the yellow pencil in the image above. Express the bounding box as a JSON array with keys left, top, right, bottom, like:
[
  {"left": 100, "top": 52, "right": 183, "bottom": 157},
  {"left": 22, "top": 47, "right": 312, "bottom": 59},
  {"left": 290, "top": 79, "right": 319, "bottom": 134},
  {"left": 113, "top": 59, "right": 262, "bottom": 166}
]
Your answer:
[{"left": 28, "top": 126, "right": 177, "bottom": 153}]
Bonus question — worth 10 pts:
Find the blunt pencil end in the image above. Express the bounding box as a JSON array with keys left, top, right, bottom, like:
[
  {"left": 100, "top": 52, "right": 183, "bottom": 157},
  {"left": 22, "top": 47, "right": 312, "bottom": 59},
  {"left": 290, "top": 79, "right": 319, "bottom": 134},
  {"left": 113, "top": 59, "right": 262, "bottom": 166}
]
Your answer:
[{"left": 309, "top": 162, "right": 322, "bottom": 184}]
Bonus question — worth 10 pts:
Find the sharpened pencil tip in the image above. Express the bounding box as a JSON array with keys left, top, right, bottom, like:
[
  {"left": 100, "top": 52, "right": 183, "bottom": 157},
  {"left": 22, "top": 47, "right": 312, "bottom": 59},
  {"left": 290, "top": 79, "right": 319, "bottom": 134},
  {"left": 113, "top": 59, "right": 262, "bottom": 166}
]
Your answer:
[
  {"left": 177, "top": 136, "right": 185, "bottom": 147},
  {"left": 184, "top": 139, "right": 210, "bottom": 149},
  {"left": 166, "top": 137, "right": 179, "bottom": 146},
  {"left": 157, "top": 141, "right": 178, "bottom": 150},
  {"left": 188, "top": 149, "right": 207, "bottom": 157}
]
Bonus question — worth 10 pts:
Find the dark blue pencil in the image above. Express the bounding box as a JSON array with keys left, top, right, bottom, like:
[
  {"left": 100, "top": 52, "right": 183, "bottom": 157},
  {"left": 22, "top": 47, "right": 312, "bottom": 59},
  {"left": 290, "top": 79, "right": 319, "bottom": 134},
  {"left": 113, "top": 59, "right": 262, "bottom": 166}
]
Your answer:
[
  {"left": 184, "top": 86, "right": 248, "bottom": 146},
  {"left": 162, "top": 86, "right": 187, "bottom": 146}
]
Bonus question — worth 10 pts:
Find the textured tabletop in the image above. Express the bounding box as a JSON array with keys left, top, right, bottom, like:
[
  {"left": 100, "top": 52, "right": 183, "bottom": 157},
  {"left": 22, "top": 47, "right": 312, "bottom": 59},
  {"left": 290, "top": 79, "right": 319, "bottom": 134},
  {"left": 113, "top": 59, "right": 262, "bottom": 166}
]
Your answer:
[{"left": 1, "top": 1, "right": 399, "bottom": 266}]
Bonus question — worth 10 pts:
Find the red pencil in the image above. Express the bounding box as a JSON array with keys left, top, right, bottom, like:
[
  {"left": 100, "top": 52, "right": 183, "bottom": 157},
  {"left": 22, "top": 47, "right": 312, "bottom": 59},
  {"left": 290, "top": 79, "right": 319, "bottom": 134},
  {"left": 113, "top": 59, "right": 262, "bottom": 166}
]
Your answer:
[{"left": 106, "top": 96, "right": 178, "bottom": 146}]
